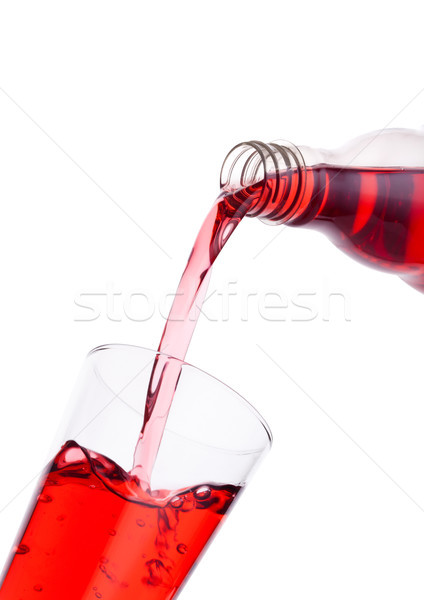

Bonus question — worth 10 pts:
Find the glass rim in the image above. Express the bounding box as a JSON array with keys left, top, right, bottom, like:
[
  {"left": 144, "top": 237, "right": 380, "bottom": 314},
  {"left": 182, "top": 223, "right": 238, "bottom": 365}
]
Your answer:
[{"left": 87, "top": 343, "right": 273, "bottom": 450}]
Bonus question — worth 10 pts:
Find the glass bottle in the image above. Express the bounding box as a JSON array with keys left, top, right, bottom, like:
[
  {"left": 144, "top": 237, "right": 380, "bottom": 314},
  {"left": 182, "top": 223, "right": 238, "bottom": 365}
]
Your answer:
[{"left": 220, "top": 128, "right": 424, "bottom": 292}]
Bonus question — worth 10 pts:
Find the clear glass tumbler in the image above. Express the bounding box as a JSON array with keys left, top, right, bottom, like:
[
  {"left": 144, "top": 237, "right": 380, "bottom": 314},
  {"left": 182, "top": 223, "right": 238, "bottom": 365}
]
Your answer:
[{"left": 0, "top": 345, "right": 272, "bottom": 600}]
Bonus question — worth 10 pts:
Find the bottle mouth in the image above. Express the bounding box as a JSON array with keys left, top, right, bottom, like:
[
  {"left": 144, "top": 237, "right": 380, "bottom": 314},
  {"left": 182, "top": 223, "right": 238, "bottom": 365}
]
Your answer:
[{"left": 220, "top": 140, "right": 306, "bottom": 224}]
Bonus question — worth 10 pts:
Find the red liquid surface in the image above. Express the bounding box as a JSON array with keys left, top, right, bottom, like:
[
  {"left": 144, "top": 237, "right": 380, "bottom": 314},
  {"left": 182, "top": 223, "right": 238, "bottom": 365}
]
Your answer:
[{"left": 0, "top": 442, "right": 240, "bottom": 600}]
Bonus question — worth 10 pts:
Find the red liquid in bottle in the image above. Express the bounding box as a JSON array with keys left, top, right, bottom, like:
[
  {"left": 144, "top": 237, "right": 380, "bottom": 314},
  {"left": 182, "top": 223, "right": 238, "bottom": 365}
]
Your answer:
[
  {"left": 0, "top": 442, "right": 239, "bottom": 600},
  {"left": 251, "top": 165, "right": 424, "bottom": 290}
]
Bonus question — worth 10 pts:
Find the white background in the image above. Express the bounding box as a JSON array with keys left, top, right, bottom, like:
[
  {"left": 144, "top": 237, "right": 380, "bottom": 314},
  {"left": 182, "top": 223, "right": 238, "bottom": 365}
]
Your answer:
[{"left": 0, "top": 1, "right": 424, "bottom": 598}]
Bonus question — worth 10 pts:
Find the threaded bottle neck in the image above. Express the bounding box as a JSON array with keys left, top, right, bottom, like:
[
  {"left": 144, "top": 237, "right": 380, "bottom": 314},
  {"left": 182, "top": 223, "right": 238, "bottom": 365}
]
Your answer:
[{"left": 220, "top": 140, "right": 307, "bottom": 225}]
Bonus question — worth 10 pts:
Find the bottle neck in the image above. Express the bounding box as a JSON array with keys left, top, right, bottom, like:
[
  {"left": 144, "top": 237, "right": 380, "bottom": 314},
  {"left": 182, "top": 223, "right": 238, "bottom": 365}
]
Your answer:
[{"left": 220, "top": 140, "right": 320, "bottom": 225}]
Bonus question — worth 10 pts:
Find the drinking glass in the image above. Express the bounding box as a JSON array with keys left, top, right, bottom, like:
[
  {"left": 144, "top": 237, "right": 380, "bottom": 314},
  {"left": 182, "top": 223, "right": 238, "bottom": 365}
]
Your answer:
[{"left": 0, "top": 344, "right": 272, "bottom": 599}]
